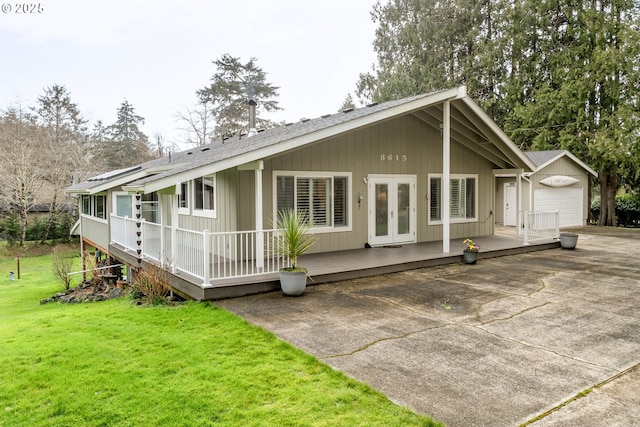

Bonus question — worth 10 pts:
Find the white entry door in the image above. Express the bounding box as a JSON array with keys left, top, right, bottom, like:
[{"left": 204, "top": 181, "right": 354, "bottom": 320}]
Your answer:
[
  {"left": 368, "top": 176, "right": 416, "bottom": 246},
  {"left": 504, "top": 183, "right": 518, "bottom": 226}
]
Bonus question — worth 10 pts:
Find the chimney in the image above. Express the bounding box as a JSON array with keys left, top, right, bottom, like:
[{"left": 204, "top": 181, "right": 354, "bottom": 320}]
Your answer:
[{"left": 247, "top": 97, "right": 258, "bottom": 137}]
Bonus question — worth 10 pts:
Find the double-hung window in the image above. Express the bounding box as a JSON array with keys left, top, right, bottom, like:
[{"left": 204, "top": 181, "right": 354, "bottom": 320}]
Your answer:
[
  {"left": 141, "top": 192, "right": 159, "bottom": 223},
  {"left": 428, "top": 174, "right": 477, "bottom": 223},
  {"left": 193, "top": 174, "right": 216, "bottom": 217},
  {"left": 275, "top": 172, "right": 350, "bottom": 231}
]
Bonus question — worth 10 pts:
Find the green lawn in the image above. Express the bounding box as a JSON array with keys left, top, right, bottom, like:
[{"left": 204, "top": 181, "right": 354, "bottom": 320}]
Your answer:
[{"left": 0, "top": 245, "right": 442, "bottom": 426}]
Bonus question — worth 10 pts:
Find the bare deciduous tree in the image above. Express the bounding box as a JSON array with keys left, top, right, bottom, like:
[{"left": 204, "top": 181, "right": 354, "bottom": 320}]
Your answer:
[
  {"left": 175, "top": 99, "right": 216, "bottom": 146},
  {"left": 0, "top": 104, "right": 47, "bottom": 245}
]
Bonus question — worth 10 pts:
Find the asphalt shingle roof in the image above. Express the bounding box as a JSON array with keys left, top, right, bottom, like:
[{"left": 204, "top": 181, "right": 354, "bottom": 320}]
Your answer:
[
  {"left": 524, "top": 150, "right": 567, "bottom": 167},
  {"left": 67, "top": 91, "right": 442, "bottom": 193}
]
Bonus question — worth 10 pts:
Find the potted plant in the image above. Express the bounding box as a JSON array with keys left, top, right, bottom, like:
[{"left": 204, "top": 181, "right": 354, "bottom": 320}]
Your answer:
[
  {"left": 462, "top": 238, "right": 480, "bottom": 264},
  {"left": 274, "top": 209, "right": 317, "bottom": 296},
  {"left": 559, "top": 232, "right": 579, "bottom": 249}
]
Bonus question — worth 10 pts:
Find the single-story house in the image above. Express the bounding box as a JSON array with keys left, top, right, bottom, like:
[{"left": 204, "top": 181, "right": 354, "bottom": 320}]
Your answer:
[
  {"left": 67, "top": 86, "right": 550, "bottom": 300},
  {"left": 495, "top": 150, "right": 597, "bottom": 228}
]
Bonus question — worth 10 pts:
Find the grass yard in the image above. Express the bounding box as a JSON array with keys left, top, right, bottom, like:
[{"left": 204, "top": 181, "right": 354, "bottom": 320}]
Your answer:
[{"left": 0, "top": 245, "right": 442, "bottom": 426}]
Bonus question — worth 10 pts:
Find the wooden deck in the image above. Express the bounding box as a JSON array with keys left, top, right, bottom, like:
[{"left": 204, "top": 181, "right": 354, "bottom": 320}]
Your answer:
[
  {"left": 199, "top": 230, "right": 560, "bottom": 300},
  {"left": 110, "top": 227, "right": 560, "bottom": 300}
]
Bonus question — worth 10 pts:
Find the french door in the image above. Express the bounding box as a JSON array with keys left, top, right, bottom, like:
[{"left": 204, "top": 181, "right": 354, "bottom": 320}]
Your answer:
[{"left": 368, "top": 175, "right": 416, "bottom": 246}]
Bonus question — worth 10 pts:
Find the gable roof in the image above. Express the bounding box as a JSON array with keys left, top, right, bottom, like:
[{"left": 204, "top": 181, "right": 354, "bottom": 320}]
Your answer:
[
  {"left": 67, "top": 87, "right": 536, "bottom": 195},
  {"left": 525, "top": 150, "right": 597, "bottom": 177}
]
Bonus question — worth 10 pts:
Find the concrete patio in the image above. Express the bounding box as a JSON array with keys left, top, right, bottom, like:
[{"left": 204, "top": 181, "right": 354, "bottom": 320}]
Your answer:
[{"left": 217, "top": 226, "right": 640, "bottom": 426}]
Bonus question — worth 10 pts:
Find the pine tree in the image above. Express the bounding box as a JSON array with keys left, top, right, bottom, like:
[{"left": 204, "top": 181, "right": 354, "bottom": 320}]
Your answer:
[
  {"left": 197, "top": 53, "right": 281, "bottom": 139},
  {"left": 100, "top": 100, "right": 152, "bottom": 169}
]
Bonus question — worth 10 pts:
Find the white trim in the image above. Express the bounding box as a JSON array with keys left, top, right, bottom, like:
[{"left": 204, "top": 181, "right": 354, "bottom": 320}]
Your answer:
[
  {"left": 460, "top": 97, "right": 537, "bottom": 172},
  {"left": 128, "top": 88, "right": 467, "bottom": 194},
  {"left": 192, "top": 174, "right": 217, "bottom": 219},
  {"left": 80, "top": 213, "right": 108, "bottom": 225},
  {"left": 272, "top": 170, "right": 353, "bottom": 234},
  {"left": 534, "top": 151, "right": 598, "bottom": 177},
  {"left": 112, "top": 191, "right": 133, "bottom": 218},
  {"left": 367, "top": 174, "right": 417, "bottom": 246},
  {"left": 177, "top": 181, "right": 190, "bottom": 215},
  {"left": 427, "top": 173, "right": 479, "bottom": 225}
]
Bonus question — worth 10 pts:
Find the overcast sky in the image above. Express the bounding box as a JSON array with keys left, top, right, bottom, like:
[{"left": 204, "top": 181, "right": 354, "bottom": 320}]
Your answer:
[{"left": 0, "top": 0, "right": 378, "bottom": 148}]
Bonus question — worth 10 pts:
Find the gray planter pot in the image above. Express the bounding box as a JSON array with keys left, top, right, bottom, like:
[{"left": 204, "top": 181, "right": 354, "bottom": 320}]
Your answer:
[
  {"left": 463, "top": 250, "right": 478, "bottom": 264},
  {"left": 560, "top": 232, "right": 579, "bottom": 249},
  {"left": 279, "top": 268, "right": 308, "bottom": 296}
]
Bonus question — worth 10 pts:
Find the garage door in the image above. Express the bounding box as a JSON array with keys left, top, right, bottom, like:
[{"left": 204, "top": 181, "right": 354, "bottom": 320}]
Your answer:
[{"left": 534, "top": 187, "right": 583, "bottom": 227}]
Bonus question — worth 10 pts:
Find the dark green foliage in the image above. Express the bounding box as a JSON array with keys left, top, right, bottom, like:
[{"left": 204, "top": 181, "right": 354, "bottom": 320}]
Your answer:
[
  {"left": 0, "top": 213, "right": 21, "bottom": 246},
  {"left": 615, "top": 194, "right": 640, "bottom": 227},
  {"left": 1, "top": 212, "right": 76, "bottom": 244},
  {"left": 197, "top": 53, "right": 282, "bottom": 139},
  {"left": 96, "top": 100, "right": 152, "bottom": 169},
  {"left": 591, "top": 193, "right": 640, "bottom": 227},
  {"left": 360, "top": 0, "right": 640, "bottom": 226}
]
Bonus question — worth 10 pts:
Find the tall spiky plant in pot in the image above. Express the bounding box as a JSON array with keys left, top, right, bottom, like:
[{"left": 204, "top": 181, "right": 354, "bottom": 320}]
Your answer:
[{"left": 275, "top": 209, "right": 317, "bottom": 296}]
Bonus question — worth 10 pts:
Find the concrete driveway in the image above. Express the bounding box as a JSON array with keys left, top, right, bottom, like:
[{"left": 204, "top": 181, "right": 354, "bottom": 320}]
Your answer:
[{"left": 217, "top": 227, "right": 640, "bottom": 427}]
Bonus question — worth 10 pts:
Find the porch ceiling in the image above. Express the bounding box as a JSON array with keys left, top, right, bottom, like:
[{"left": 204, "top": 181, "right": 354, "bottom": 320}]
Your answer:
[{"left": 411, "top": 100, "right": 532, "bottom": 171}]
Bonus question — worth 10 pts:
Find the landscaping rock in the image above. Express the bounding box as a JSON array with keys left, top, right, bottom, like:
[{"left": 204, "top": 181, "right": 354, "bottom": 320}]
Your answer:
[
  {"left": 40, "top": 280, "right": 128, "bottom": 305},
  {"left": 108, "top": 288, "right": 122, "bottom": 299}
]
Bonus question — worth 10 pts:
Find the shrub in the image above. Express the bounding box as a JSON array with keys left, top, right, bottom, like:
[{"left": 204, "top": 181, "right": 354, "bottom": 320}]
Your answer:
[
  {"left": 616, "top": 193, "right": 640, "bottom": 227},
  {"left": 590, "top": 193, "right": 640, "bottom": 227},
  {"left": 130, "top": 262, "right": 171, "bottom": 305},
  {"left": 0, "top": 213, "right": 21, "bottom": 246},
  {"left": 51, "top": 247, "right": 75, "bottom": 290}
]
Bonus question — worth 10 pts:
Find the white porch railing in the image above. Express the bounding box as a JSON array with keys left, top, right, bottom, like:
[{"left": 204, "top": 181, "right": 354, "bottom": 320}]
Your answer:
[
  {"left": 523, "top": 210, "right": 560, "bottom": 244},
  {"left": 110, "top": 214, "right": 286, "bottom": 284}
]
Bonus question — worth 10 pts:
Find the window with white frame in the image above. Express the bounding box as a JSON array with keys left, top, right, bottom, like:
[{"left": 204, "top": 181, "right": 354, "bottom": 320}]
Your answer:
[
  {"left": 115, "top": 194, "right": 133, "bottom": 217},
  {"left": 80, "top": 194, "right": 107, "bottom": 220},
  {"left": 193, "top": 174, "right": 216, "bottom": 217},
  {"left": 428, "top": 174, "right": 477, "bottom": 223},
  {"left": 178, "top": 181, "right": 189, "bottom": 213},
  {"left": 95, "top": 195, "right": 106, "bottom": 219},
  {"left": 81, "top": 195, "right": 91, "bottom": 215},
  {"left": 275, "top": 172, "right": 350, "bottom": 230},
  {"left": 141, "top": 192, "right": 159, "bottom": 223}
]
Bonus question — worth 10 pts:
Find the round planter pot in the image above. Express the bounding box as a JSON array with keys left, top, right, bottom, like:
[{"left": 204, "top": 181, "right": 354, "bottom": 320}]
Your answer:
[
  {"left": 279, "top": 268, "right": 308, "bottom": 296},
  {"left": 560, "top": 232, "right": 579, "bottom": 249},
  {"left": 463, "top": 250, "right": 478, "bottom": 264}
]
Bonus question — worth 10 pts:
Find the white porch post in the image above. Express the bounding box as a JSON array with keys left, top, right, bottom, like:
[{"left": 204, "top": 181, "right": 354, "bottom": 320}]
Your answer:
[
  {"left": 255, "top": 161, "right": 265, "bottom": 271},
  {"left": 159, "top": 195, "right": 165, "bottom": 260},
  {"left": 442, "top": 100, "right": 451, "bottom": 253},
  {"left": 516, "top": 171, "right": 522, "bottom": 235},
  {"left": 171, "top": 192, "right": 178, "bottom": 273}
]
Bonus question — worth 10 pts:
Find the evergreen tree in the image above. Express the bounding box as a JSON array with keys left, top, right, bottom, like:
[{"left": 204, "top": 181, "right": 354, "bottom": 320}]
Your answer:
[
  {"left": 359, "top": 0, "right": 640, "bottom": 226},
  {"left": 338, "top": 94, "right": 357, "bottom": 112},
  {"left": 197, "top": 53, "right": 281, "bottom": 139},
  {"left": 34, "top": 84, "right": 88, "bottom": 242},
  {"left": 100, "top": 100, "right": 152, "bottom": 169}
]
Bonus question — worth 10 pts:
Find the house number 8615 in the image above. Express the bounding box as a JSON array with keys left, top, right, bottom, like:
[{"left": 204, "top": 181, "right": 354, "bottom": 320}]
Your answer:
[{"left": 380, "top": 154, "right": 407, "bottom": 162}]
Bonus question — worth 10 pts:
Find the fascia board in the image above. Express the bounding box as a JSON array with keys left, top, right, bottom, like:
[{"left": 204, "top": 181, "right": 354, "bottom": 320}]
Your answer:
[
  {"left": 84, "top": 170, "right": 151, "bottom": 194},
  {"left": 127, "top": 87, "right": 468, "bottom": 194},
  {"left": 460, "top": 97, "right": 537, "bottom": 172},
  {"left": 535, "top": 152, "right": 598, "bottom": 177}
]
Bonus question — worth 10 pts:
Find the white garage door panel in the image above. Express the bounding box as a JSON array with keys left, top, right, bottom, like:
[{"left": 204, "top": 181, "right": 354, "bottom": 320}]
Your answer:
[{"left": 534, "top": 187, "right": 583, "bottom": 227}]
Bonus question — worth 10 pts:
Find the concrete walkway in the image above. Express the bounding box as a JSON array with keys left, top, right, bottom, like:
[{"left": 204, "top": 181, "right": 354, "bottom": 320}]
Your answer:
[{"left": 217, "top": 226, "right": 640, "bottom": 427}]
